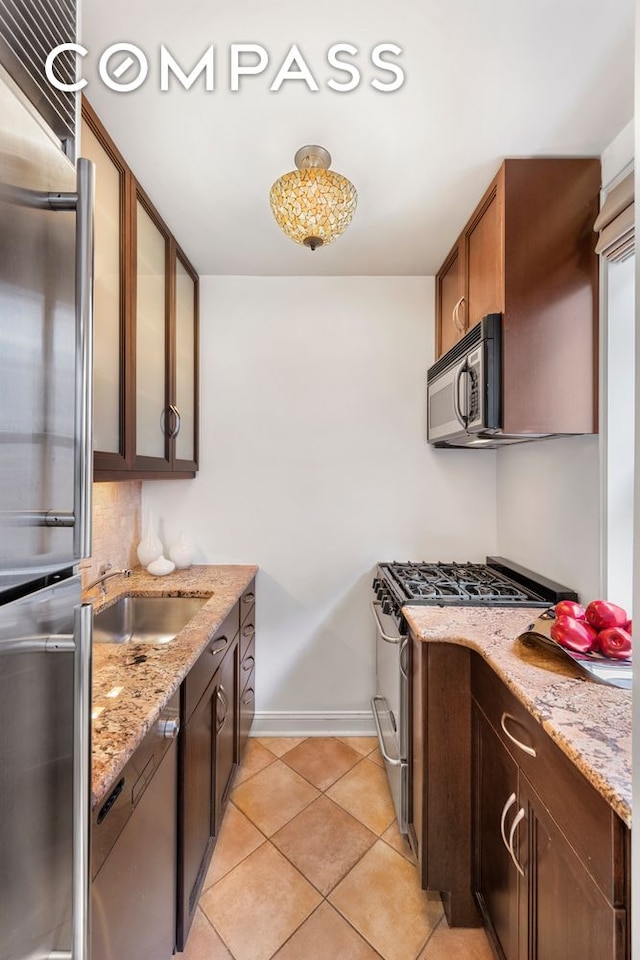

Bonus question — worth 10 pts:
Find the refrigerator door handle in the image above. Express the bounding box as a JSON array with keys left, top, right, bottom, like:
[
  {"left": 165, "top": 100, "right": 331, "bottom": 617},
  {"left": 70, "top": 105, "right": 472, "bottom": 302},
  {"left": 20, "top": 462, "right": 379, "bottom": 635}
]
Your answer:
[
  {"left": 73, "top": 158, "right": 94, "bottom": 560},
  {"left": 72, "top": 603, "right": 92, "bottom": 960}
]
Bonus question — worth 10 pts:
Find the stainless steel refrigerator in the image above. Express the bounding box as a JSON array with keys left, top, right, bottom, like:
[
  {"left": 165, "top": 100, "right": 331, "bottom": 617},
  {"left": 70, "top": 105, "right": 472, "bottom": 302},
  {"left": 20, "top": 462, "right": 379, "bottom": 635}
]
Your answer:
[{"left": 0, "top": 64, "right": 94, "bottom": 960}]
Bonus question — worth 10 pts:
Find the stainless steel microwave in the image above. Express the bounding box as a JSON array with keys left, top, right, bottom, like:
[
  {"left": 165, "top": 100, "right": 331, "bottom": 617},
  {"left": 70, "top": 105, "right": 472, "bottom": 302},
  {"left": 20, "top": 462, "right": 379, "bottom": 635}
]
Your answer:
[{"left": 427, "top": 314, "right": 502, "bottom": 447}]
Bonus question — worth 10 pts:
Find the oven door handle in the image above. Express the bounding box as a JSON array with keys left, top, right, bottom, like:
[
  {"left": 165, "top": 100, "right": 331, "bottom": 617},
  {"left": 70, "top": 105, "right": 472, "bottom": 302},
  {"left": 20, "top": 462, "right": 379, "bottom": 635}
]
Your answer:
[
  {"left": 371, "top": 696, "right": 402, "bottom": 766},
  {"left": 370, "top": 601, "right": 401, "bottom": 644},
  {"left": 399, "top": 637, "right": 409, "bottom": 680}
]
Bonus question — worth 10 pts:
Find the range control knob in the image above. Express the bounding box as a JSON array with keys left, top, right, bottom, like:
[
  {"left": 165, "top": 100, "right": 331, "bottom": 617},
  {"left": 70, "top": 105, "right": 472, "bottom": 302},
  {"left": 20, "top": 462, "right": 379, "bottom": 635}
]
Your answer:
[
  {"left": 382, "top": 599, "right": 391, "bottom": 615},
  {"left": 157, "top": 717, "right": 180, "bottom": 740}
]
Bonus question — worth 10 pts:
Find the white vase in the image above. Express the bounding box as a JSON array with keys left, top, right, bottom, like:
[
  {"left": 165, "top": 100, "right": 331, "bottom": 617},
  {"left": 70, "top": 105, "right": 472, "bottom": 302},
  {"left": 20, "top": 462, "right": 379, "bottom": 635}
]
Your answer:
[
  {"left": 137, "top": 510, "right": 163, "bottom": 567},
  {"left": 147, "top": 555, "right": 176, "bottom": 577},
  {"left": 169, "top": 531, "right": 194, "bottom": 569}
]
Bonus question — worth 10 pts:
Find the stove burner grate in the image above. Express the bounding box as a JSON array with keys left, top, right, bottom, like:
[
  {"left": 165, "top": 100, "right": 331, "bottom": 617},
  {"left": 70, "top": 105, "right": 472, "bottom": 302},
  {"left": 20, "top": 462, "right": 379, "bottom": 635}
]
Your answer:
[{"left": 382, "top": 561, "right": 547, "bottom": 606}]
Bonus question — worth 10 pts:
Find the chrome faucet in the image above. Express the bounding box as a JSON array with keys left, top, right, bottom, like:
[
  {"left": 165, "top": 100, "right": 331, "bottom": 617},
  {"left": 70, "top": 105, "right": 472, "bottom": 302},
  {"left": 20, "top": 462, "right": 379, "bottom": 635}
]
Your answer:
[{"left": 84, "top": 563, "right": 131, "bottom": 598}]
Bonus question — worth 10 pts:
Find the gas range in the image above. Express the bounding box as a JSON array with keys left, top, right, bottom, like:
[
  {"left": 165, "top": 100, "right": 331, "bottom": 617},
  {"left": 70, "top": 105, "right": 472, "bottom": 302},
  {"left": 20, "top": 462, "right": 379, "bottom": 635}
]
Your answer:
[
  {"left": 374, "top": 556, "right": 578, "bottom": 628},
  {"left": 370, "top": 556, "right": 578, "bottom": 835}
]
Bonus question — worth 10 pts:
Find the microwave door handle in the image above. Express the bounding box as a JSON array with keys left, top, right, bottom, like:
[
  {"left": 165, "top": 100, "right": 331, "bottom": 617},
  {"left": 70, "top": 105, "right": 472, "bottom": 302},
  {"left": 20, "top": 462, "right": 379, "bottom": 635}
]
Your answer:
[{"left": 454, "top": 364, "right": 468, "bottom": 428}]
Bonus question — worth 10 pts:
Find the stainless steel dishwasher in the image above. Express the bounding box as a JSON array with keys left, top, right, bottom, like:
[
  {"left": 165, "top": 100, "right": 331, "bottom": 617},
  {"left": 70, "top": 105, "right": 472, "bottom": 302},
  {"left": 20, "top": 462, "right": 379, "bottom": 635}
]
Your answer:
[{"left": 91, "top": 691, "right": 180, "bottom": 960}]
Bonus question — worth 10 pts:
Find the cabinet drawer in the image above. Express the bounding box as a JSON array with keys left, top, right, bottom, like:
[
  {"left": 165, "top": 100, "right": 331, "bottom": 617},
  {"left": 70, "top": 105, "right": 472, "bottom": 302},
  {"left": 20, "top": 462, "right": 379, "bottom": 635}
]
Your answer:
[
  {"left": 238, "top": 670, "right": 256, "bottom": 757},
  {"left": 472, "top": 655, "right": 625, "bottom": 903},
  {"left": 240, "top": 581, "right": 255, "bottom": 626},
  {"left": 240, "top": 633, "right": 255, "bottom": 684},
  {"left": 239, "top": 618, "right": 255, "bottom": 662},
  {"left": 184, "top": 604, "right": 239, "bottom": 721}
]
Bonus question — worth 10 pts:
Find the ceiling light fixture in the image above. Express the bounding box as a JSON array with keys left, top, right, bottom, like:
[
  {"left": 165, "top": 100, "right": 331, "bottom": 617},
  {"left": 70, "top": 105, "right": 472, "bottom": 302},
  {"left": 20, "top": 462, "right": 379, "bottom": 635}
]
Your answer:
[{"left": 269, "top": 145, "right": 357, "bottom": 251}]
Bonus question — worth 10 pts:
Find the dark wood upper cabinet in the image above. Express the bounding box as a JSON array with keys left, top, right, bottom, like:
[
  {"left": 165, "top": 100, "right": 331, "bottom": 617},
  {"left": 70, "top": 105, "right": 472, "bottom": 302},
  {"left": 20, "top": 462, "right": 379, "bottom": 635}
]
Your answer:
[
  {"left": 82, "top": 100, "right": 199, "bottom": 480},
  {"left": 435, "top": 158, "right": 600, "bottom": 436},
  {"left": 435, "top": 239, "right": 465, "bottom": 358}
]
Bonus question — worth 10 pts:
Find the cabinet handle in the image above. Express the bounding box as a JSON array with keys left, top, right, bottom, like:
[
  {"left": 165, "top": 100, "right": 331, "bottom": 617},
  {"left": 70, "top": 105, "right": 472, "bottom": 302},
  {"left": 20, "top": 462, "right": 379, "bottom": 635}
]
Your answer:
[
  {"left": 242, "top": 625, "right": 255, "bottom": 639},
  {"left": 508, "top": 807, "right": 526, "bottom": 877},
  {"left": 169, "top": 404, "right": 181, "bottom": 439},
  {"left": 242, "top": 592, "right": 255, "bottom": 603},
  {"left": 242, "top": 655, "right": 255, "bottom": 672},
  {"left": 160, "top": 407, "right": 169, "bottom": 437},
  {"left": 242, "top": 687, "right": 255, "bottom": 705},
  {"left": 216, "top": 685, "right": 228, "bottom": 731},
  {"left": 453, "top": 296, "right": 465, "bottom": 333},
  {"left": 500, "top": 792, "right": 517, "bottom": 854},
  {"left": 210, "top": 638, "right": 228, "bottom": 656},
  {"left": 501, "top": 712, "right": 537, "bottom": 758}
]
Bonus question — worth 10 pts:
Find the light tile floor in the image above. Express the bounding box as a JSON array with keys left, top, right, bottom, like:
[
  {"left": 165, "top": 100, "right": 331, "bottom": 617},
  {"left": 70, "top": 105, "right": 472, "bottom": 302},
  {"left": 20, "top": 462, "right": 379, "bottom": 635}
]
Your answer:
[{"left": 176, "top": 737, "right": 495, "bottom": 960}]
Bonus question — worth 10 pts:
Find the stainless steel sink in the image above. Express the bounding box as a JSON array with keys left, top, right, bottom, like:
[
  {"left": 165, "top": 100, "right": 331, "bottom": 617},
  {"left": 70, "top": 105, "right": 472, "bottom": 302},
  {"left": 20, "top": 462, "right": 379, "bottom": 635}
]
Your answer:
[{"left": 93, "top": 596, "right": 208, "bottom": 644}]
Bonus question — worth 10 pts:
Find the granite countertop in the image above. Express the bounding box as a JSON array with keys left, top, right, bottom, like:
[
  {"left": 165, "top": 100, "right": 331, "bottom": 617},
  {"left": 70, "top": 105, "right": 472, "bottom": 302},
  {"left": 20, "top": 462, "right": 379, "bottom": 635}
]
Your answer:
[
  {"left": 403, "top": 605, "right": 632, "bottom": 828},
  {"left": 89, "top": 564, "right": 257, "bottom": 809}
]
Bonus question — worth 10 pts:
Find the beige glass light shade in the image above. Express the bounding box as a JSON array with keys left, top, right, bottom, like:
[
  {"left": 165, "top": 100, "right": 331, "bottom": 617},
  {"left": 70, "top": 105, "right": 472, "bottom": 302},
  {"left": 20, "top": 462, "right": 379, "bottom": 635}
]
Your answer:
[{"left": 269, "top": 167, "right": 358, "bottom": 249}]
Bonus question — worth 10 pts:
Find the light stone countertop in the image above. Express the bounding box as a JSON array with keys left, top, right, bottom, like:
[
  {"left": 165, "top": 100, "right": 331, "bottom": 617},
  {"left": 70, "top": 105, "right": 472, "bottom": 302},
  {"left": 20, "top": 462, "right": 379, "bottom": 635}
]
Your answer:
[
  {"left": 89, "top": 564, "right": 257, "bottom": 809},
  {"left": 403, "top": 605, "right": 632, "bottom": 828}
]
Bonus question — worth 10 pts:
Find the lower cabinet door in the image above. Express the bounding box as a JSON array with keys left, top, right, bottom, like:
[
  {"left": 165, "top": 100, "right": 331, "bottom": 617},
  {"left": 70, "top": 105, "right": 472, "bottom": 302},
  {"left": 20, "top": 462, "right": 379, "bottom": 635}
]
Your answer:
[
  {"left": 474, "top": 703, "right": 520, "bottom": 960},
  {"left": 214, "top": 639, "right": 238, "bottom": 828},
  {"left": 517, "top": 776, "right": 625, "bottom": 960}
]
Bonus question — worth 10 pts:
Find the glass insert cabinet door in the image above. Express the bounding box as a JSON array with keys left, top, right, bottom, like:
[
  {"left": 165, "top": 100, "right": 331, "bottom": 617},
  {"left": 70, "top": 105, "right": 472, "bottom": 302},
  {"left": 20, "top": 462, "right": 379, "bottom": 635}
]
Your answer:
[
  {"left": 135, "top": 197, "right": 168, "bottom": 461},
  {"left": 174, "top": 254, "right": 197, "bottom": 465}
]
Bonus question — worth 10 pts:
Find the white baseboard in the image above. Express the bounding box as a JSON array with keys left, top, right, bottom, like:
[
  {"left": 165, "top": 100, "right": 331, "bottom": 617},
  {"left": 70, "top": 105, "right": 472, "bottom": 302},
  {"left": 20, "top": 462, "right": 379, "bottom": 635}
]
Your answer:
[{"left": 250, "top": 710, "right": 375, "bottom": 737}]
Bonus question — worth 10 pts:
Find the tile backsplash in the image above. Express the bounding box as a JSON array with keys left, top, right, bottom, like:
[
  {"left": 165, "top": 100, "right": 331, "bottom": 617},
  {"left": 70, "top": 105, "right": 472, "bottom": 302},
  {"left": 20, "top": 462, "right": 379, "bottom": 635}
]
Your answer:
[{"left": 81, "top": 481, "right": 141, "bottom": 599}]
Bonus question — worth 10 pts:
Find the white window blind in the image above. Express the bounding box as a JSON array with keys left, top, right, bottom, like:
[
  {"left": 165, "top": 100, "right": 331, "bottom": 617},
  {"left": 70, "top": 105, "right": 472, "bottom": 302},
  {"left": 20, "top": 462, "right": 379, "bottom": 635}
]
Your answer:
[{"left": 594, "top": 171, "right": 634, "bottom": 262}]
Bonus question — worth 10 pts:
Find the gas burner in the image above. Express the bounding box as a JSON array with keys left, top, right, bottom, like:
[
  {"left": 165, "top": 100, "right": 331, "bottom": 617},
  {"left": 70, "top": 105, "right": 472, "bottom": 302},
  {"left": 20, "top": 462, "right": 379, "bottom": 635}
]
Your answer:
[{"left": 377, "top": 557, "right": 578, "bottom": 609}]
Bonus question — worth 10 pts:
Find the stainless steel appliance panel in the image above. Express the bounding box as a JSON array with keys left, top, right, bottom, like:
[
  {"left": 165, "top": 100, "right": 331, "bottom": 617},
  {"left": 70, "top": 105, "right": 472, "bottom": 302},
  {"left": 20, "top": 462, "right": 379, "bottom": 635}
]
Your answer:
[
  {"left": 371, "top": 599, "right": 408, "bottom": 832},
  {"left": 0, "top": 71, "right": 78, "bottom": 573},
  {"left": 427, "top": 354, "right": 470, "bottom": 443},
  {"left": 92, "top": 739, "right": 178, "bottom": 960},
  {"left": 0, "top": 573, "right": 80, "bottom": 960},
  {"left": 426, "top": 313, "right": 503, "bottom": 447}
]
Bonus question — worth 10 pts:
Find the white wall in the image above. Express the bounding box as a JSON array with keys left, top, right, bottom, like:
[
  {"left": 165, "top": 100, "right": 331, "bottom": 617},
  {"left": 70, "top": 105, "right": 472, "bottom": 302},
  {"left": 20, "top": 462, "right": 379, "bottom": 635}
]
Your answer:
[
  {"left": 495, "top": 436, "right": 601, "bottom": 601},
  {"left": 144, "top": 276, "right": 498, "bottom": 731}
]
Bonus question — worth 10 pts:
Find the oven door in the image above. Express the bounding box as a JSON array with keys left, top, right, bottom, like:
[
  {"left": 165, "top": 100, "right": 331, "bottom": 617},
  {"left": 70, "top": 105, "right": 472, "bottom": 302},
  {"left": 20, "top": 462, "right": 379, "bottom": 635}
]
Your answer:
[{"left": 370, "top": 599, "right": 408, "bottom": 833}]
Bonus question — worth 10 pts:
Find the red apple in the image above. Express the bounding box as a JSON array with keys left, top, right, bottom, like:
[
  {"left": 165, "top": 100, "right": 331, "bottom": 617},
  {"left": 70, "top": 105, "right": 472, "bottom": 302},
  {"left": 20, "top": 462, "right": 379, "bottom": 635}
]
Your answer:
[
  {"left": 550, "top": 616, "right": 597, "bottom": 654},
  {"left": 584, "top": 600, "right": 628, "bottom": 631},
  {"left": 597, "top": 627, "right": 632, "bottom": 661},
  {"left": 554, "top": 600, "right": 586, "bottom": 620}
]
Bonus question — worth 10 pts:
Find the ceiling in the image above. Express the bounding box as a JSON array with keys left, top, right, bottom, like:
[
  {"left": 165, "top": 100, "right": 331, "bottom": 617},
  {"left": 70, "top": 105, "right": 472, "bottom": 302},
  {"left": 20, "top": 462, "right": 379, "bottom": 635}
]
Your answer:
[{"left": 80, "top": 0, "right": 634, "bottom": 276}]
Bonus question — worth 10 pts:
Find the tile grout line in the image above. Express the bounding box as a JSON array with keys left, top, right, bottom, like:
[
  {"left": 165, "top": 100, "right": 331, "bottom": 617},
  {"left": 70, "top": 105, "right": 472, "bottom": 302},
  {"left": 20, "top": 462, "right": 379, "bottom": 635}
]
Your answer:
[
  {"left": 278, "top": 754, "right": 365, "bottom": 794},
  {"left": 413, "top": 913, "right": 445, "bottom": 959}
]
